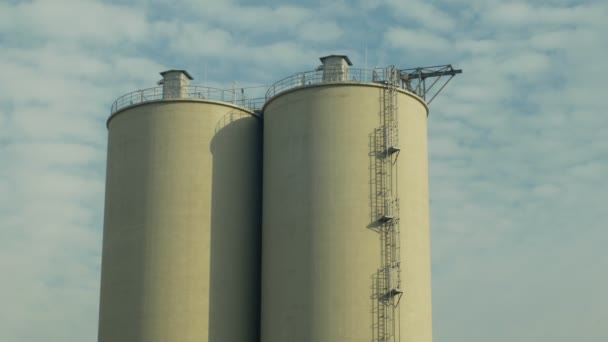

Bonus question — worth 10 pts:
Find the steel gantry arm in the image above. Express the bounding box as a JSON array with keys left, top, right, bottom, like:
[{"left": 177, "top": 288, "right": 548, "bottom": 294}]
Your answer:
[{"left": 398, "top": 65, "right": 463, "bottom": 105}]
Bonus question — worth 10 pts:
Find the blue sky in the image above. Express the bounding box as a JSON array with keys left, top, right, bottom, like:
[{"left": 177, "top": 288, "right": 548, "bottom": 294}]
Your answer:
[{"left": 0, "top": 0, "right": 607, "bottom": 341}]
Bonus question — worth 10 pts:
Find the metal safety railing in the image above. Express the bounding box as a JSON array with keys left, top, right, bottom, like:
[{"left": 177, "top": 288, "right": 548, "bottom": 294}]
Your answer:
[
  {"left": 110, "top": 86, "right": 265, "bottom": 114},
  {"left": 265, "top": 68, "right": 411, "bottom": 100},
  {"left": 266, "top": 65, "right": 462, "bottom": 104}
]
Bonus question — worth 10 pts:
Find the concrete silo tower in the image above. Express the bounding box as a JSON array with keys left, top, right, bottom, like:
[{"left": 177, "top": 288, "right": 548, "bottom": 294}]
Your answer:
[
  {"left": 98, "top": 70, "right": 262, "bottom": 342},
  {"left": 261, "top": 56, "right": 460, "bottom": 342}
]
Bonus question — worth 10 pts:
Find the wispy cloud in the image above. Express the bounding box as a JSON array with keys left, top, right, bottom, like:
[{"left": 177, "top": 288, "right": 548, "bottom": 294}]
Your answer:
[
  {"left": 1, "top": 0, "right": 607, "bottom": 341},
  {"left": 383, "top": 0, "right": 456, "bottom": 32},
  {"left": 385, "top": 28, "right": 451, "bottom": 52},
  {"left": 377, "top": 2, "right": 607, "bottom": 341}
]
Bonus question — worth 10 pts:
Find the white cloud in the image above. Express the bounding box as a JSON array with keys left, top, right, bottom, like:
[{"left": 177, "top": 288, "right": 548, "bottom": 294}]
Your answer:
[
  {"left": 0, "top": 3, "right": 165, "bottom": 341},
  {"left": 501, "top": 51, "right": 551, "bottom": 75},
  {"left": 157, "top": 20, "right": 329, "bottom": 74},
  {"left": 425, "top": 3, "right": 608, "bottom": 340},
  {"left": 384, "top": 0, "right": 456, "bottom": 32},
  {"left": 385, "top": 27, "right": 451, "bottom": 51},
  {"left": 168, "top": 22, "right": 235, "bottom": 58},
  {"left": 0, "top": 138, "right": 104, "bottom": 342},
  {"left": 1, "top": 0, "right": 148, "bottom": 45},
  {"left": 1, "top": 0, "right": 608, "bottom": 341},
  {"left": 299, "top": 21, "right": 344, "bottom": 43},
  {"left": 162, "top": 1, "right": 344, "bottom": 44},
  {"left": 484, "top": 1, "right": 606, "bottom": 27}
]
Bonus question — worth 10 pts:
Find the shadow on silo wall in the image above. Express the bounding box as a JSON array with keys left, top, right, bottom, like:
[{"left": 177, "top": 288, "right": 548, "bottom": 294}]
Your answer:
[{"left": 208, "top": 111, "right": 262, "bottom": 342}]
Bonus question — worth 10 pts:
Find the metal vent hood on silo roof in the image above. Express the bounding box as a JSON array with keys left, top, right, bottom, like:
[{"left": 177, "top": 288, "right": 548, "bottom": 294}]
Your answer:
[
  {"left": 159, "top": 69, "right": 194, "bottom": 80},
  {"left": 319, "top": 55, "right": 352, "bottom": 82},
  {"left": 159, "top": 70, "right": 193, "bottom": 99},
  {"left": 319, "top": 55, "right": 353, "bottom": 66}
]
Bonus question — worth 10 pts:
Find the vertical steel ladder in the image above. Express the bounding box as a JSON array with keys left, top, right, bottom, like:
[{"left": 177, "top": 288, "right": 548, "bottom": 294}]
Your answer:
[{"left": 371, "top": 66, "right": 402, "bottom": 342}]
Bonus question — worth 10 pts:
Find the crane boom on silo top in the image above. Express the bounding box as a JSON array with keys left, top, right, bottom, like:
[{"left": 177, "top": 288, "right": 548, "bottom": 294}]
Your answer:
[{"left": 398, "top": 65, "right": 463, "bottom": 105}]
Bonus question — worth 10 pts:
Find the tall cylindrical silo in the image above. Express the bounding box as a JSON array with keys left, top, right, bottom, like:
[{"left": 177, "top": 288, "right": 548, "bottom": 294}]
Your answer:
[
  {"left": 261, "top": 56, "right": 433, "bottom": 342},
  {"left": 98, "top": 70, "right": 262, "bottom": 342}
]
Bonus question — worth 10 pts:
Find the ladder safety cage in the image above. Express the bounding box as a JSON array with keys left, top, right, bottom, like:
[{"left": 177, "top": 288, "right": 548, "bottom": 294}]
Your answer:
[
  {"left": 369, "top": 63, "right": 461, "bottom": 342},
  {"left": 371, "top": 66, "right": 402, "bottom": 342}
]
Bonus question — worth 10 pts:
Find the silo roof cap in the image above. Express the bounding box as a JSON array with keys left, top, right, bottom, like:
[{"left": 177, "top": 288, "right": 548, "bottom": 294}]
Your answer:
[
  {"left": 160, "top": 69, "right": 194, "bottom": 80},
  {"left": 319, "top": 55, "right": 353, "bottom": 66}
]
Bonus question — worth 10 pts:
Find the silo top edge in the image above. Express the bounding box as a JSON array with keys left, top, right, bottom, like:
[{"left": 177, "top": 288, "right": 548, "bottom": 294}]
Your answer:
[
  {"left": 106, "top": 98, "right": 260, "bottom": 129},
  {"left": 262, "top": 82, "right": 429, "bottom": 114},
  {"left": 265, "top": 68, "right": 425, "bottom": 101}
]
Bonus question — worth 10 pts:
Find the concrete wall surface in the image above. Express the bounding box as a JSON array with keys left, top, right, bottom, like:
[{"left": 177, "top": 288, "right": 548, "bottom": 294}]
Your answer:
[
  {"left": 261, "top": 84, "right": 433, "bottom": 342},
  {"left": 99, "top": 101, "right": 262, "bottom": 342}
]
